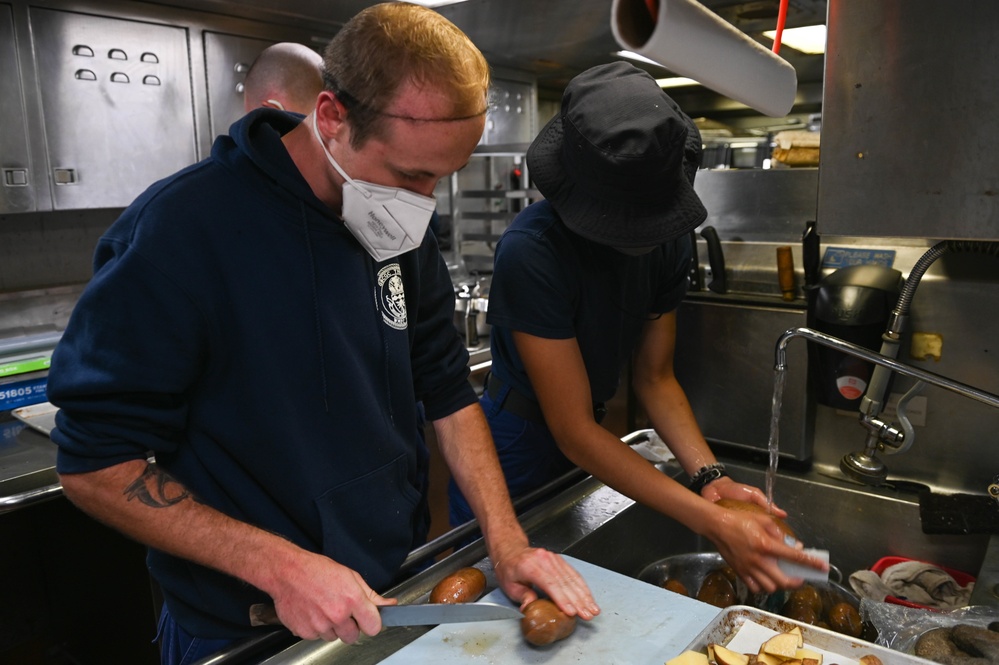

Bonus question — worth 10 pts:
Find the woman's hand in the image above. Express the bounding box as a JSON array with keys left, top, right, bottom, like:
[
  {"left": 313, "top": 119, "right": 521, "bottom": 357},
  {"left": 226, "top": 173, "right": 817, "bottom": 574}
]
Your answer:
[
  {"left": 700, "top": 475, "right": 788, "bottom": 518},
  {"left": 702, "top": 501, "right": 827, "bottom": 594}
]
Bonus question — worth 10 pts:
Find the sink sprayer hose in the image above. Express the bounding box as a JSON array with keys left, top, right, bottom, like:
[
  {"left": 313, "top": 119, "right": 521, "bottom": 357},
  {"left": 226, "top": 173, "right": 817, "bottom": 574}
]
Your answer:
[{"left": 893, "top": 240, "right": 999, "bottom": 321}]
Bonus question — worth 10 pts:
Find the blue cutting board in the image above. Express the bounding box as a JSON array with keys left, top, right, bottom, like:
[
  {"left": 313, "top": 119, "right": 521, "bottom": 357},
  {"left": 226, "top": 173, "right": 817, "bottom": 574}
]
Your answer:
[{"left": 380, "top": 555, "right": 719, "bottom": 664}]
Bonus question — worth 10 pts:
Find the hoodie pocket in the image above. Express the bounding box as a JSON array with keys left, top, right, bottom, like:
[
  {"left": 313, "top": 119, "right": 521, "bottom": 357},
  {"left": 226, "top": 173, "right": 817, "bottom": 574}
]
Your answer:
[{"left": 314, "top": 453, "right": 421, "bottom": 589}]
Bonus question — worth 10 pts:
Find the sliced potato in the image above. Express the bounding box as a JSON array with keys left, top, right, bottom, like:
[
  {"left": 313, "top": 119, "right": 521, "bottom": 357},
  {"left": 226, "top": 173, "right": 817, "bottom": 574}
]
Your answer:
[
  {"left": 667, "top": 650, "right": 712, "bottom": 665},
  {"left": 761, "top": 633, "right": 800, "bottom": 658},
  {"left": 712, "top": 644, "right": 751, "bottom": 665},
  {"left": 795, "top": 649, "right": 822, "bottom": 665},
  {"left": 755, "top": 652, "right": 784, "bottom": 665}
]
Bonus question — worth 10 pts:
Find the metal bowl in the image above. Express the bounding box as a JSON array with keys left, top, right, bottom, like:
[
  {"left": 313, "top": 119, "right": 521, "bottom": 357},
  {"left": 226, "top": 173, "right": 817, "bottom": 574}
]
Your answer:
[{"left": 638, "top": 552, "right": 859, "bottom": 620}]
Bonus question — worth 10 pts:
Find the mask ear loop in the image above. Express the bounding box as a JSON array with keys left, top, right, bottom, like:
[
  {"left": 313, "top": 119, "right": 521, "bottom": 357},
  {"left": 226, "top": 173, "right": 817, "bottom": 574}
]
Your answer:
[
  {"left": 310, "top": 112, "right": 373, "bottom": 199},
  {"left": 264, "top": 99, "right": 286, "bottom": 111}
]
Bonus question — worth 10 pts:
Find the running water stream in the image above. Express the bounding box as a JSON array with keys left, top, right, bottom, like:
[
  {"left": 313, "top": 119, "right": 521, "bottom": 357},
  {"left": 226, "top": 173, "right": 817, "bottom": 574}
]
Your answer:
[{"left": 765, "top": 367, "right": 787, "bottom": 511}]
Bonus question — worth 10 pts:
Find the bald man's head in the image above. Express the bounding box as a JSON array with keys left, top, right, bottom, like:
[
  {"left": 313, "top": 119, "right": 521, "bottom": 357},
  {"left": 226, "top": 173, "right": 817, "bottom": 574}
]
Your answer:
[{"left": 243, "top": 42, "right": 323, "bottom": 114}]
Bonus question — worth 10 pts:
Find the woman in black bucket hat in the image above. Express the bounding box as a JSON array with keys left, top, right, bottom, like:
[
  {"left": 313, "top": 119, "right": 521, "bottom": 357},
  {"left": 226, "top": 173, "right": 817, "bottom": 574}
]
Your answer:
[{"left": 448, "top": 62, "right": 827, "bottom": 593}]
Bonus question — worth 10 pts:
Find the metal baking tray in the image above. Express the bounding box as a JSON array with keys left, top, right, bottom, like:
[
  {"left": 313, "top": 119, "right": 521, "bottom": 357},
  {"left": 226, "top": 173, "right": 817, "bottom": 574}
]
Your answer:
[{"left": 683, "top": 605, "right": 936, "bottom": 665}]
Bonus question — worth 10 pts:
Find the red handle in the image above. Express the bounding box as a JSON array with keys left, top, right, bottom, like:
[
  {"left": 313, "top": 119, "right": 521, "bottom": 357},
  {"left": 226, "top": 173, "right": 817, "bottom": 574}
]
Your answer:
[{"left": 645, "top": 0, "right": 659, "bottom": 23}]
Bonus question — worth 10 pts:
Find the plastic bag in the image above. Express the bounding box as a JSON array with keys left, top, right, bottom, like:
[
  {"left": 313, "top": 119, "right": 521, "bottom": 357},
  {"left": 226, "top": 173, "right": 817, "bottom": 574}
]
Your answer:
[{"left": 860, "top": 600, "right": 999, "bottom": 654}]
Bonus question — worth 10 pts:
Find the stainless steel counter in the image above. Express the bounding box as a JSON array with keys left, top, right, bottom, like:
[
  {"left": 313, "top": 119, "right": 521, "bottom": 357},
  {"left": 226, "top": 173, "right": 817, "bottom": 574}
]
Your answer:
[{"left": 0, "top": 420, "right": 60, "bottom": 514}]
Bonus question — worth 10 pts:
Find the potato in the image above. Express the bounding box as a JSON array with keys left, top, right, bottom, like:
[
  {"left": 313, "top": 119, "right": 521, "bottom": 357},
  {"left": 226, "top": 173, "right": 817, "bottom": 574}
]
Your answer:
[
  {"left": 715, "top": 565, "right": 737, "bottom": 585},
  {"left": 786, "top": 585, "right": 823, "bottom": 615},
  {"left": 697, "top": 570, "right": 737, "bottom": 609},
  {"left": 667, "top": 650, "right": 710, "bottom": 665},
  {"left": 826, "top": 602, "right": 863, "bottom": 638},
  {"left": 662, "top": 577, "right": 690, "bottom": 596},
  {"left": 781, "top": 600, "right": 819, "bottom": 626},
  {"left": 761, "top": 632, "right": 800, "bottom": 659},
  {"left": 711, "top": 644, "right": 750, "bottom": 665},
  {"left": 796, "top": 648, "right": 823, "bottom": 665},
  {"left": 782, "top": 584, "right": 824, "bottom": 625},
  {"left": 521, "top": 598, "right": 576, "bottom": 646},
  {"left": 429, "top": 567, "right": 486, "bottom": 604},
  {"left": 716, "top": 499, "right": 796, "bottom": 540}
]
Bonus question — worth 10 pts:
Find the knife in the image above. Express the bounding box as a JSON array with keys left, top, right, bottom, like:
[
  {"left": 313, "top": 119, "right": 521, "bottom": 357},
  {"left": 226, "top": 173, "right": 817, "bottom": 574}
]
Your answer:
[
  {"left": 380, "top": 602, "right": 523, "bottom": 626},
  {"left": 249, "top": 601, "right": 523, "bottom": 628},
  {"left": 699, "top": 226, "right": 727, "bottom": 294}
]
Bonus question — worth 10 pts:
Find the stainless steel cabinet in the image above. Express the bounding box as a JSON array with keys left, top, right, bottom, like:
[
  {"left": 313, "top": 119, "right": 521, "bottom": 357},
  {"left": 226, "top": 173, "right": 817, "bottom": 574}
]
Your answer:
[
  {"left": 29, "top": 8, "right": 198, "bottom": 210},
  {"left": 204, "top": 31, "right": 274, "bottom": 140},
  {"left": 481, "top": 76, "right": 536, "bottom": 146},
  {"left": 0, "top": 3, "right": 34, "bottom": 213}
]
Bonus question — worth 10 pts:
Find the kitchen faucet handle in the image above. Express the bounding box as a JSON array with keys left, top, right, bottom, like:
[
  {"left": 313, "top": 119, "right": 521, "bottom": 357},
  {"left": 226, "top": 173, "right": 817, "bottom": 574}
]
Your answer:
[{"left": 883, "top": 380, "right": 926, "bottom": 456}]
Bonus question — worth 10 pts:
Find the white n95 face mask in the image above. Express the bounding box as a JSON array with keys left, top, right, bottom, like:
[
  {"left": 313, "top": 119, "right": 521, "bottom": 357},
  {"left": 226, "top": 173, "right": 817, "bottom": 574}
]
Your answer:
[{"left": 311, "top": 113, "right": 436, "bottom": 261}]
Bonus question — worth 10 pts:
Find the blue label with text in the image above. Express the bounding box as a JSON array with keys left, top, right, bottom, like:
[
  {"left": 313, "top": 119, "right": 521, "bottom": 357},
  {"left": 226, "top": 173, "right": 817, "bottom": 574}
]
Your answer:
[
  {"left": 822, "top": 247, "right": 896, "bottom": 269},
  {"left": 0, "top": 376, "right": 48, "bottom": 411}
]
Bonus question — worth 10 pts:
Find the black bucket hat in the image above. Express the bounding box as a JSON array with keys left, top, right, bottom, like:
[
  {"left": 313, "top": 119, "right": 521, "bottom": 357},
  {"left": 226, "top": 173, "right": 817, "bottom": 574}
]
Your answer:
[{"left": 527, "top": 62, "right": 707, "bottom": 248}]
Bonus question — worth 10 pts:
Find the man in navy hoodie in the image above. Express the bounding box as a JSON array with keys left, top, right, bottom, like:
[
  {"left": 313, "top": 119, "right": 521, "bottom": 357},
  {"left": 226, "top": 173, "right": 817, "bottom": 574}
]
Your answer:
[{"left": 47, "top": 4, "right": 598, "bottom": 662}]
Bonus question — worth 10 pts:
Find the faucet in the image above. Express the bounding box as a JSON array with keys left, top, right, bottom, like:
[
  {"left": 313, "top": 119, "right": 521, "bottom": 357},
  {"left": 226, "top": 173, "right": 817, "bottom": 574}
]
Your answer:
[{"left": 775, "top": 327, "right": 999, "bottom": 485}]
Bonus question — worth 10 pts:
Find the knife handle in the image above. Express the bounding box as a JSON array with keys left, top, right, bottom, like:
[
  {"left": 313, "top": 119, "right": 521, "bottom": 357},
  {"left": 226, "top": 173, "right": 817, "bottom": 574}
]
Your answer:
[
  {"left": 700, "top": 226, "right": 727, "bottom": 294},
  {"left": 249, "top": 603, "right": 282, "bottom": 627},
  {"left": 688, "top": 229, "right": 703, "bottom": 291},
  {"left": 802, "top": 219, "right": 820, "bottom": 288},
  {"left": 777, "top": 245, "right": 796, "bottom": 301}
]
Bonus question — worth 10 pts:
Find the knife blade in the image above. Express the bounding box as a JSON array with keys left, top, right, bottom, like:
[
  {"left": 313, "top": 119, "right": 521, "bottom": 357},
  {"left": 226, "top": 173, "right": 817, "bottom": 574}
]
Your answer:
[
  {"left": 248, "top": 601, "right": 523, "bottom": 628},
  {"left": 379, "top": 602, "right": 523, "bottom": 627}
]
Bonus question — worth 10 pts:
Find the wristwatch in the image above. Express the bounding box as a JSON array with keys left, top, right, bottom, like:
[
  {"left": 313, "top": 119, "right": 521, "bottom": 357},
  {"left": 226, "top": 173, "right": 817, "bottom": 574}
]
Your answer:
[{"left": 688, "top": 463, "right": 728, "bottom": 494}]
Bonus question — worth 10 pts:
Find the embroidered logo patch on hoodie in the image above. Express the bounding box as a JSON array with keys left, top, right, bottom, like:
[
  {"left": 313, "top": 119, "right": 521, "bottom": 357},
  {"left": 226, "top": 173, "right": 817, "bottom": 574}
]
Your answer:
[{"left": 377, "top": 263, "right": 408, "bottom": 330}]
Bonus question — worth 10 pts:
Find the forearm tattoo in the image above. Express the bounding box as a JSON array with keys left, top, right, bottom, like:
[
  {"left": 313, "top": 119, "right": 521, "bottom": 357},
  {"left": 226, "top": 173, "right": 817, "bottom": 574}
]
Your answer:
[{"left": 123, "top": 463, "right": 194, "bottom": 508}]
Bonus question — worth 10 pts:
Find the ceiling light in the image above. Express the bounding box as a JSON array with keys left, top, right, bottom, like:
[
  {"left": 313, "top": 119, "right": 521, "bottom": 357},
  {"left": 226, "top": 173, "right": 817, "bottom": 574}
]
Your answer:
[
  {"left": 405, "top": 0, "right": 469, "bottom": 7},
  {"left": 614, "top": 50, "right": 663, "bottom": 67},
  {"left": 763, "top": 24, "right": 826, "bottom": 55},
  {"left": 657, "top": 77, "right": 701, "bottom": 88}
]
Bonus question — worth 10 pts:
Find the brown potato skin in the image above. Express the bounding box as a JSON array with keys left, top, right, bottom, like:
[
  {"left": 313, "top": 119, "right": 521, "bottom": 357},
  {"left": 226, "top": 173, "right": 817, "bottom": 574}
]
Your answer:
[
  {"left": 715, "top": 498, "right": 796, "bottom": 540},
  {"left": 718, "top": 565, "right": 738, "bottom": 585},
  {"left": 785, "top": 584, "right": 823, "bottom": 615},
  {"left": 662, "top": 577, "right": 689, "bottom": 596},
  {"left": 781, "top": 600, "right": 819, "bottom": 626},
  {"left": 429, "top": 567, "right": 487, "bottom": 604},
  {"left": 827, "top": 601, "right": 863, "bottom": 637},
  {"left": 697, "top": 570, "right": 737, "bottom": 608},
  {"left": 521, "top": 598, "right": 576, "bottom": 646}
]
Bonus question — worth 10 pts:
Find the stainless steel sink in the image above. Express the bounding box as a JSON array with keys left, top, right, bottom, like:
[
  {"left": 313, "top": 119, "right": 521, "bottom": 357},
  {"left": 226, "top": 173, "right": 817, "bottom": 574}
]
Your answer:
[{"left": 565, "top": 460, "right": 990, "bottom": 591}]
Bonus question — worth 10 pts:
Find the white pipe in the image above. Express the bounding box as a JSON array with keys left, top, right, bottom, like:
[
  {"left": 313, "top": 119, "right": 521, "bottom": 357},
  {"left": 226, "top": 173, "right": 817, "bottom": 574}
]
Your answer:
[{"left": 610, "top": 0, "right": 798, "bottom": 117}]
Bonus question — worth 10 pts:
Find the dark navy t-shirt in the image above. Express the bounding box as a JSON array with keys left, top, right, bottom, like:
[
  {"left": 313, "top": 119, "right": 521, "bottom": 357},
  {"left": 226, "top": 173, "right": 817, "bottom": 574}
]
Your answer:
[{"left": 486, "top": 199, "right": 692, "bottom": 405}]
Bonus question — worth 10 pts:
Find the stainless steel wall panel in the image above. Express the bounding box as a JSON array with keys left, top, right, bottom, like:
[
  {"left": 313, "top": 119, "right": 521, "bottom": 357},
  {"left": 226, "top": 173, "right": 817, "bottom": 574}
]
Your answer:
[
  {"left": 482, "top": 74, "right": 536, "bottom": 146},
  {"left": 203, "top": 31, "right": 274, "bottom": 140},
  {"left": 674, "top": 299, "right": 813, "bottom": 460},
  {"left": 28, "top": 7, "right": 198, "bottom": 209},
  {"left": 693, "top": 169, "right": 819, "bottom": 243},
  {"left": 0, "top": 3, "right": 35, "bottom": 213},
  {"left": 819, "top": 0, "right": 999, "bottom": 240}
]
